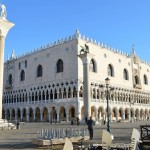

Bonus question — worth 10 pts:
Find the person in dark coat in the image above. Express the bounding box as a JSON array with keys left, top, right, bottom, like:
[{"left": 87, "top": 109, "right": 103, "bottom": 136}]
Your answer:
[
  {"left": 85, "top": 116, "right": 88, "bottom": 124},
  {"left": 87, "top": 116, "right": 94, "bottom": 140},
  {"left": 77, "top": 117, "right": 79, "bottom": 126}
]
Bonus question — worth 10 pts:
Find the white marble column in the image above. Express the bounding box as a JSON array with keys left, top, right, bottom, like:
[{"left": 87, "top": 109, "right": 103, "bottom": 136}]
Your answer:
[
  {"left": 78, "top": 53, "right": 94, "bottom": 120},
  {"left": 0, "top": 9, "right": 14, "bottom": 119}
]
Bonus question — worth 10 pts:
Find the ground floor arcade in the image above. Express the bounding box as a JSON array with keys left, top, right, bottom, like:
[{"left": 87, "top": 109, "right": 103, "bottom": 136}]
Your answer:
[{"left": 2, "top": 103, "right": 150, "bottom": 123}]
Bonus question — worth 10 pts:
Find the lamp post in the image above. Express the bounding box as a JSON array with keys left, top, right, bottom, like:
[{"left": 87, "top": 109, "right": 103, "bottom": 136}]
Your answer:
[{"left": 105, "top": 77, "right": 111, "bottom": 133}]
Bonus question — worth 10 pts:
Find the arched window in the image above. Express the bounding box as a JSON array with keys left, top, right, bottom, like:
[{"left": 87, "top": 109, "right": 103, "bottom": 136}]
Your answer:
[
  {"left": 8, "top": 74, "right": 12, "bottom": 85},
  {"left": 20, "top": 70, "right": 25, "bottom": 81},
  {"left": 143, "top": 74, "right": 148, "bottom": 85},
  {"left": 89, "top": 59, "right": 96, "bottom": 72},
  {"left": 37, "top": 65, "right": 42, "bottom": 77},
  {"left": 25, "top": 60, "right": 27, "bottom": 68},
  {"left": 57, "top": 59, "right": 63, "bottom": 73},
  {"left": 135, "top": 75, "right": 139, "bottom": 84},
  {"left": 123, "top": 69, "right": 129, "bottom": 80},
  {"left": 107, "top": 64, "right": 114, "bottom": 77}
]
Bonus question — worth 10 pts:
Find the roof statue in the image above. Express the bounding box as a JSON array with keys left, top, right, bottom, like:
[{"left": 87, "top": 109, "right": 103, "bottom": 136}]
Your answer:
[
  {"left": 0, "top": 4, "right": 7, "bottom": 19},
  {"left": 80, "top": 43, "right": 89, "bottom": 55}
]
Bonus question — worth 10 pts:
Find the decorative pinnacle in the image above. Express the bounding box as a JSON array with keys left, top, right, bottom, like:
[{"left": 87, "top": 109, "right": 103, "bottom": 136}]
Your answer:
[
  {"left": 74, "top": 28, "right": 81, "bottom": 38},
  {"left": 132, "top": 44, "right": 136, "bottom": 55}
]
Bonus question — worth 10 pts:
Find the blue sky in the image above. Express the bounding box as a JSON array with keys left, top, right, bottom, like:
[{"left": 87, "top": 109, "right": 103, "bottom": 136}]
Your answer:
[{"left": 3, "top": 0, "right": 150, "bottom": 62}]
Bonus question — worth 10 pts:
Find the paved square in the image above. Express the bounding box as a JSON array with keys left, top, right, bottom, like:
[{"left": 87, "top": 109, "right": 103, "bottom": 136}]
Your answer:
[{"left": 0, "top": 120, "right": 149, "bottom": 149}]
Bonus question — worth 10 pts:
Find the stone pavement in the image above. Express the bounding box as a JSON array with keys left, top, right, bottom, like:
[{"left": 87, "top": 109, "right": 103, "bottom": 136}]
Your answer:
[{"left": 0, "top": 120, "right": 149, "bottom": 150}]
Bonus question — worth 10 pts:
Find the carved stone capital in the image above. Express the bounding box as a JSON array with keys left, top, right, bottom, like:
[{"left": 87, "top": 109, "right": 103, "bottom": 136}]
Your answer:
[{"left": 0, "top": 19, "right": 14, "bottom": 37}]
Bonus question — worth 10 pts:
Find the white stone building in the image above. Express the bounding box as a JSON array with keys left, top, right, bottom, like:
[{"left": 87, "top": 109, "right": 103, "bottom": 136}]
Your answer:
[{"left": 2, "top": 30, "right": 150, "bottom": 123}]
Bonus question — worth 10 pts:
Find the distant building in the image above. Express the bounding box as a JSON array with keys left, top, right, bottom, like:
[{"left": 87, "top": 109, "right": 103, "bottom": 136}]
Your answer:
[{"left": 2, "top": 30, "right": 150, "bottom": 122}]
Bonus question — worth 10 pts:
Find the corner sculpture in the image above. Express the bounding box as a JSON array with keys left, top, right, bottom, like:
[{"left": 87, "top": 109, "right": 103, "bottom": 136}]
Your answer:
[{"left": 80, "top": 44, "right": 89, "bottom": 54}]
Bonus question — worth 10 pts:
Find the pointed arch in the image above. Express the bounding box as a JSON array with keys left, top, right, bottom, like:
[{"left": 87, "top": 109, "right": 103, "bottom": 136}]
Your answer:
[
  {"left": 20, "top": 70, "right": 25, "bottom": 81},
  {"left": 135, "top": 75, "right": 139, "bottom": 84},
  {"left": 107, "top": 64, "right": 114, "bottom": 77},
  {"left": 143, "top": 74, "right": 148, "bottom": 85},
  {"left": 123, "top": 69, "right": 129, "bottom": 80},
  {"left": 37, "top": 64, "right": 43, "bottom": 77},
  {"left": 56, "top": 59, "right": 63, "bottom": 73},
  {"left": 89, "top": 59, "right": 97, "bottom": 72},
  {"left": 8, "top": 74, "right": 12, "bottom": 85}
]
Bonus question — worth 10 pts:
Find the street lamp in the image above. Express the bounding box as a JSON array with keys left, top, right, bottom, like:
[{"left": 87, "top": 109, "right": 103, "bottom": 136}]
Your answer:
[
  {"left": 105, "top": 77, "right": 113, "bottom": 134},
  {"left": 105, "top": 77, "right": 110, "bottom": 133}
]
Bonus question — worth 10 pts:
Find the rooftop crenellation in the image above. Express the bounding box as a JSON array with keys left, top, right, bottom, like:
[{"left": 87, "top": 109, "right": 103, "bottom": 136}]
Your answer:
[{"left": 6, "top": 29, "right": 147, "bottom": 64}]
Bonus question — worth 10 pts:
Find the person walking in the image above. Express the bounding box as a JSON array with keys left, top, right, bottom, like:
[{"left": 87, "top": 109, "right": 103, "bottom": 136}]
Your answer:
[
  {"left": 77, "top": 117, "right": 79, "bottom": 126},
  {"left": 87, "top": 116, "right": 94, "bottom": 140}
]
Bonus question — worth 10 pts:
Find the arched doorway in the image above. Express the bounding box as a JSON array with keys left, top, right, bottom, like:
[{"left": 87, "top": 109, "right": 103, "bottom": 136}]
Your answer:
[
  {"left": 22, "top": 108, "right": 26, "bottom": 122},
  {"left": 98, "top": 107, "right": 104, "bottom": 121},
  {"left": 91, "top": 106, "right": 96, "bottom": 120},
  {"left": 60, "top": 106, "right": 66, "bottom": 121},
  {"left": 43, "top": 107, "right": 48, "bottom": 122},
  {"left": 69, "top": 106, "right": 75, "bottom": 121},
  {"left": 17, "top": 108, "right": 21, "bottom": 121},
  {"left": 112, "top": 108, "right": 117, "bottom": 121},
  {"left": 12, "top": 109, "right": 15, "bottom": 120},
  {"left": 29, "top": 108, "right": 33, "bottom": 122},
  {"left": 6, "top": 109, "right": 10, "bottom": 120},
  {"left": 51, "top": 107, "right": 57, "bottom": 123},
  {"left": 119, "top": 108, "right": 123, "bottom": 120}
]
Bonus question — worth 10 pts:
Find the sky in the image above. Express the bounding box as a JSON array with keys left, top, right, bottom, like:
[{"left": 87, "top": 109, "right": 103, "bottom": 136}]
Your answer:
[{"left": 2, "top": 0, "right": 150, "bottom": 62}]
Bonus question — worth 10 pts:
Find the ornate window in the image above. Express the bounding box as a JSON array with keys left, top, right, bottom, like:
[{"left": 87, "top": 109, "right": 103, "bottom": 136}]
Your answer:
[
  {"left": 37, "top": 65, "right": 42, "bottom": 77},
  {"left": 8, "top": 74, "right": 12, "bottom": 85},
  {"left": 89, "top": 59, "right": 96, "bottom": 72},
  {"left": 143, "top": 74, "right": 148, "bottom": 85},
  {"left": 135, "top": 75, "right": 139, "bottom": 84},
  {"left": 57, "top": 59, "right": 63, "bottom": 73},
  {"left": 123, "top": 69, "right": 129, "bottom": 80},
  {"left": 107, "top": 64, "right": 114, "bottom": 77},
  {"left": 20, "top": 70, "right": 25, "bottom": 81}
]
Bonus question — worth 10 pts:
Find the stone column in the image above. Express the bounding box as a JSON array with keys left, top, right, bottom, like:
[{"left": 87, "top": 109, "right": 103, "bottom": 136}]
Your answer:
[
  {"left": 0, "top": 15, "right": 14, "bottom": 119},
  {"left": 66, "top": 110, "right": 69, "bottom": 122},
  {"left": 78, "top": 53, "right": 94, "bottom": 120},
  {"left": 20, "top": 111, "right": 23, "bottom": 121},
  {"left": 122, "top": 112, "right": 125, "bottom": 120},
  {"left": 57, "top": 109, "right": 60, "bottom": 123},
  {"left": 26, "top": 113, "right": 29, "bottom": 122},
  {"left": 5, "top": 110, "right": 7, "bottom": 119}
]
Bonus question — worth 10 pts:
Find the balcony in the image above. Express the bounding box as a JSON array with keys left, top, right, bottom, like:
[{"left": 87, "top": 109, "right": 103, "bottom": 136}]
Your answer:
[
  {"left": 5, "top": 84, "right": 12, "bottom": 89},
  {"left": 134, "top": 84, "right": 142, "bottom": 89}
]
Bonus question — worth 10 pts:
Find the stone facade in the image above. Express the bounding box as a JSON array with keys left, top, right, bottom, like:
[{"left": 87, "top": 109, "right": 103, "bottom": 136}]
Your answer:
[{"left": 2, "top": 30, "right": 150, "bottom": 123}]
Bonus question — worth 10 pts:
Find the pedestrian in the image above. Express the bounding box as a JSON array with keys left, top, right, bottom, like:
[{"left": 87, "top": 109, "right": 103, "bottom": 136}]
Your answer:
[
  {"left": 77, "top": 117, "right": 79, "bottom": 126},
  {"left": 16, "top": 120, "right": 20, "bottom": 129},
  {"left": 87, "top": 116, "right": 94, "bottom": 140},
  {"left": 85, "top": 116, "right": 87, "bottom": 124}
]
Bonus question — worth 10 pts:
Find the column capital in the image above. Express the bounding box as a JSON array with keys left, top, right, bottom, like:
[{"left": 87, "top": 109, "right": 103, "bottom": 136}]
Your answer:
[
  {"left": 0, "top": 19, "right": 14, "bottom": 37},
  {"left": 78, "top": 53, "right": 95, "bottom": 64}
]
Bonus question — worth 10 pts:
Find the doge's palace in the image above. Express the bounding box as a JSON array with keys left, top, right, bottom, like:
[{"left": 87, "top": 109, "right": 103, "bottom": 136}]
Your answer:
[{"left": 2, "top": 29, "right": 150, "bottom": 123}]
